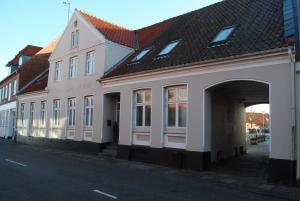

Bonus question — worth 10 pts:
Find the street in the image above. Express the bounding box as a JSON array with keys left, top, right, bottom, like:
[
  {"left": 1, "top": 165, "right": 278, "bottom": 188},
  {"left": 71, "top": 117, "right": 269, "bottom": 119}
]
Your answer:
[{"left": 0, "top": 139, "right": 292, "bottom": 201}]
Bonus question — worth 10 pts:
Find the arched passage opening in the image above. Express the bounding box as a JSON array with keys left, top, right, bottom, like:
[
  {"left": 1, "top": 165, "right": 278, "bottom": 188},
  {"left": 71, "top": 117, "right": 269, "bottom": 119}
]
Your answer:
[{"left": 204, "top": 80, "right": 270, "bottom": 179}]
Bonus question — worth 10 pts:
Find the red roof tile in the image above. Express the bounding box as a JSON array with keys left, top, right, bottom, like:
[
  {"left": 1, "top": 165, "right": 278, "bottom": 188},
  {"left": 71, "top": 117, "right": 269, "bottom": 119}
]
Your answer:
[
  {"left": 79, "top": 10, "right": 135, "bottom": 48},
  {"left": 6, "top": 45, "right": 42, "bottom": 67}
]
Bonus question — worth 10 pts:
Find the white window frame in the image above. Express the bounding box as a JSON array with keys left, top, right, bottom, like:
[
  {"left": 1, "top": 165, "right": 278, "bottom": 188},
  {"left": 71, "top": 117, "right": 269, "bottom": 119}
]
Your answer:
[
  {"left": 67, "top": 98, "right": 76, "bottom": 127},
  {"left": 165, "top": 86, "right": 188, "bottom": 129},
  {"left": 40, "top": 101, "right": 47, "bottom": 127},
  {"left": 53, "top": 99, "right": 60, "bottom": 127},
  {"left": 86, "top": 51, "right": 95, "bottom": 75},
  {"left": 84, "top": 96, "right": 94, "bottom": 127},
  {"left": 134, "top": 90, "right": 152, "bottom": 129},
  {"left": 69, "top": 56, "right": 78, "bottom": 78},
  {"left": 54, "top": 61, "right": 62, "bottom": 81},
  {"left": 71, "top": 30, "right": 79, "bottom": 48}
]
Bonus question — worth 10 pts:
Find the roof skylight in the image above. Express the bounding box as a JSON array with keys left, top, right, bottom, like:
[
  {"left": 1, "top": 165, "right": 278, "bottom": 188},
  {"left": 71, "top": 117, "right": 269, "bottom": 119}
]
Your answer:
[
  {"left": 211, "top": 26, "right": 235, "bottom": 44},
  {"left": 157, "top": 40, "right": 181, "bottom": 57},
  {"left": 131, "top": 48, "right": 151, "bottom": 62}
]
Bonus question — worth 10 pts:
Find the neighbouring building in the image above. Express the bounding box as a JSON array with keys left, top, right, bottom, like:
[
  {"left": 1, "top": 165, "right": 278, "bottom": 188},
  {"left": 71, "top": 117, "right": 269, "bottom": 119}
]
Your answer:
[
  {"left": 246, "top": 112, "right": 270, "bottom": 131},
  {"left": 15, "top": 0, "right": 300, "bottom": 186},
  {"left": 0, "top": 45, "right": 41, "bottom": 139},
  {"left": 17, "top": 38, "right": 59, "bottom": 139}
]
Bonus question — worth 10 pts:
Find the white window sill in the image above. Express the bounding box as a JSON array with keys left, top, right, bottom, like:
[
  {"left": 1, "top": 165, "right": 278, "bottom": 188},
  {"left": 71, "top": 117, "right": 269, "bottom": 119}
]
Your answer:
[
  {"left": 164, "top": 128, "right": 186, "bottom": 135},
  {"left": 133, "top": 127, "right": 151, "bottom": 133}
]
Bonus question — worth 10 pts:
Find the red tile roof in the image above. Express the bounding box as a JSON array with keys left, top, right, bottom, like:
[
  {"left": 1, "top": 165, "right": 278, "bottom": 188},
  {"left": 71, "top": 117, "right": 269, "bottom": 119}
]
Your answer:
[
  {"left": 78, "top": 10, "right": 135, "bottom": 48},
  {"left": 105, "top": 17, "right": 177, "bottom": 76},
  {"left": 246, "top": 112, "right": 270, "bottom": 127},
  {"left": 6, "top": 45, "right": 42, "bottom": 67},
  {"left": 18, "top": 37, "right": 60, "bottom": 94}
]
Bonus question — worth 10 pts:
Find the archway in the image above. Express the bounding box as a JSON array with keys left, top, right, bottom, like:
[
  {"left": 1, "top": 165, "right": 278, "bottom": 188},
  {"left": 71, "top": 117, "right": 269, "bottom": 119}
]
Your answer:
[{"left": 204, "top": 80, "right": 270, "bottom": 179}]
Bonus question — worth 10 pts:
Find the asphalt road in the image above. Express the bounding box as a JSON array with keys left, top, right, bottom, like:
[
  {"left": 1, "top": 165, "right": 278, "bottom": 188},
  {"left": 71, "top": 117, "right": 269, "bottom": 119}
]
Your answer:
[{"left": 0, "top": 139, "right": 288, "bottom": 201}]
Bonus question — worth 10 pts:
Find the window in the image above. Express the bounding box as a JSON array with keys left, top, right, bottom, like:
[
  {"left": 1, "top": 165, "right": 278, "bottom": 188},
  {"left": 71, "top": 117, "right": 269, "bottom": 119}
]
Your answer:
[
  {"left": 40, "top": 101, "right": 47, "bottom": 127},
  {"left": 86, "top": 51, "right": 95, "bottom": 75},
  {"left": 84, "top": 96, "right": 94, "bottom": 127},
  {"left": 20, "top": 103, "right": 25, "bottom": 126},
  {"left": 71, "top": 30, "right": 79, "bottom": 48},
  {"left": 29, "top": 102, "right": 35, "bottom": 127},
  {"left": 53, "top": 100, "right": 60, "bottom": 127},
  {"left": 166, "top": 86, "right": 188, "bottom": 128},
  {"left": 55, "top": 61, "right": 62, "bottom": 81},
  {"left": 135, "top": 90, "right": 151, "bottom": 127},
  {"left": 131, "top": 48, "right": 151, "bottom": 62},
  {"left": 69, "top": 57, "right": 78, "bottom": 78},
  {"left": 5, "top": 85, "right": 8, "bottom": 99},
  {"left": 211, "top": 26, "right": 235, "bottom": 44},
  {"left": 13, "top": 80, "right": 17, "bottom": 95},
  {"left": 67, "top": 98, "right": 76, "bottom": 127},
  {"left": 157, "top": 40, "right": 181, "bottom": 57}
]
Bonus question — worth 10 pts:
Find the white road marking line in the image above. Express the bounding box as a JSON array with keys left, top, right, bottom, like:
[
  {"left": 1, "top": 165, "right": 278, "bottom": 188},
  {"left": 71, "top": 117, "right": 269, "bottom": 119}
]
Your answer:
[
  {"left": 5, "top": 159, "right": 28, "bottom": 167},
  {"left": 93, "top": 189, "right": 118, "bottom": 199}
]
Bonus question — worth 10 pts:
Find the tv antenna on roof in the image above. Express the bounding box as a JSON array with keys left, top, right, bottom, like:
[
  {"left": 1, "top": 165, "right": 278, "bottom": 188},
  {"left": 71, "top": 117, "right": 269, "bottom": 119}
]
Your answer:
[{"left": 62, "top": 1, "right": 71, "bottom": 22}]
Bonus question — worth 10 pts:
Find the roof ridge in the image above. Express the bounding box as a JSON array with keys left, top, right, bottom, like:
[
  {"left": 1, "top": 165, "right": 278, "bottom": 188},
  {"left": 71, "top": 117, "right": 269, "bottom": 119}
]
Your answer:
[{"left": 77, "top": 9, "right": 133, "bottom": 31}]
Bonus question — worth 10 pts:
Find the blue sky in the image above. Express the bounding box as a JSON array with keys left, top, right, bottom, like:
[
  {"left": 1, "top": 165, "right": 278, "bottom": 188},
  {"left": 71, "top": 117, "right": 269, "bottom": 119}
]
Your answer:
[{"left": 0, "top": 0, "right": 221, "bottom": 81}]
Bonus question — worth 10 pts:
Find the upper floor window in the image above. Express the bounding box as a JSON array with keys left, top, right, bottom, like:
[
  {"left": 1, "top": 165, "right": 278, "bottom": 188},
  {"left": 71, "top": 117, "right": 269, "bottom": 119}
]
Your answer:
[
  {"left": 165, "top": 86, "right": 188, "bottom": 128},
  {"left": 131, "top": 48, "right": 151, "bottom": 63},
  {"left": 12, "top": 79, "right": 17, "bottom": 96},
  {"left": 157, "top": 40, "right": 181, "bottom": 57},
  {"left": 53, "top": 99, "right": 60, "bottom": 127},
  {"left": 84, "top": 96, "right": 94, "bottom": 127},
  {"left": 86, "top": 51, "right": 95, "bottom": 75},
  {"left": 5, "top": 85, "right": 8, "bottom": 99},
  {"left": 68, "top": 98, "right": 76, "bottom": 127},
  {"left": 69, "top": 57, "right": 78, "bottom": 78},
  {"left": 71, "top": 30, "right": 79, "bottom": 48},
  {"left": 40, "top": 101, "right": 47, "bottom": 127},
  {"left": 55, "top": 61, "right": 62, "bottom": 81},
  {"left": 211, "top": 26, "right": 236, "bottom": 44},
  {"left": 134, "top": 90, "right": 151, "bottom": 127}
]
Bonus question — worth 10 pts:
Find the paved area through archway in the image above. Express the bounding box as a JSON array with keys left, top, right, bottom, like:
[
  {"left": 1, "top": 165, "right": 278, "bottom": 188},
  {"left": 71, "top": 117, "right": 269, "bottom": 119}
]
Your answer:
[{"left": 211, "top": 140, "right": 270, "bottom": 181}]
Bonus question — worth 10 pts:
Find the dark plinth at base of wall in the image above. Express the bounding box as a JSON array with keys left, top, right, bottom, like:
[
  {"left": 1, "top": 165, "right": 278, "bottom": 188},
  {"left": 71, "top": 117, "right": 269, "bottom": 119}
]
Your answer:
[
  {"left": 16, "top": 135, "right": 102, "bottom": 155},
  {"left": 268, "top": 158, "right": 296, "bottom": 186},
  {"left": 117, "top": 145, "right": 211, "bottom": 171}
]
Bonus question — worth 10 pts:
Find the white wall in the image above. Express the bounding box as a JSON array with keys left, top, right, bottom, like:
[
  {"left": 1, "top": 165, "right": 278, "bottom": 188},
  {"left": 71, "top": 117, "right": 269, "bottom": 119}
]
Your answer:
[{"left": 102, "top": 53, "right": 294, "bottom": 161}]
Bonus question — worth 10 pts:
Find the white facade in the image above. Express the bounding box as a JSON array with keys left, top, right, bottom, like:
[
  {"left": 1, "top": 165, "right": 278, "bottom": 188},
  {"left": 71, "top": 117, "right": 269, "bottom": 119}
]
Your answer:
[{"left": 17, "top": 10, "right": 133, "bottom": 143}]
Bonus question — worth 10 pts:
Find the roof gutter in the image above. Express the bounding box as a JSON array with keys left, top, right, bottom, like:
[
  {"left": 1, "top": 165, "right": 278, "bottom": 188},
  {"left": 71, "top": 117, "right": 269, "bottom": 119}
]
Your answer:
[{"left": 99, "top": 47, "right": 291, "bottom": 83}]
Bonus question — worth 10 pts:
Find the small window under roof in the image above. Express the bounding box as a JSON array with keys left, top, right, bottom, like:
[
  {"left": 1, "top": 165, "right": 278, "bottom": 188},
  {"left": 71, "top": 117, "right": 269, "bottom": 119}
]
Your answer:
[
  {"left": 211, "top": 26, "right": 236, "bottom": 44},
  {"left": 131, "top": 48, "right": 152, "bottom": 62},
  {"left": 157, "top": 40, "right": 181, "bottom": 57}
]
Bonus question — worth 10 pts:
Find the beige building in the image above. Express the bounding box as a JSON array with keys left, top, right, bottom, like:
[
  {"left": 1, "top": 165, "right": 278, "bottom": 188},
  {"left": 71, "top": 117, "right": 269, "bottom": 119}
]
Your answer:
[{"left": 16, "top": 0, "right": 300, "bottom": 186}]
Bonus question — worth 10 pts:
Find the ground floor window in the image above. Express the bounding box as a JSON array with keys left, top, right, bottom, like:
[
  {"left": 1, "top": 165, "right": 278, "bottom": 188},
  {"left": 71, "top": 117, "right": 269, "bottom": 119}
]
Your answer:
[
  {"left": 165, "top": 86, "right": 188, "bottom": 128},
  {"left": 29, "top": 102, "right": 35, "bottom": 127},
  {"left": 68, "top": 98, "right": 76, "bottom": 127},
  {"left": 40, "top": 101, "right": 47, "bottom": 127},
  {"left": 134, "top": 90, "right": 151, "bottom": 128},
  {"left": 53, "top": 99, "right": 60, "bottom": 127},
  {"left": 20, "top": 103, "right": 25, "bottom": 126},
  {"left": 84, "top": 96, "right": 94, "bottom": 127}
]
